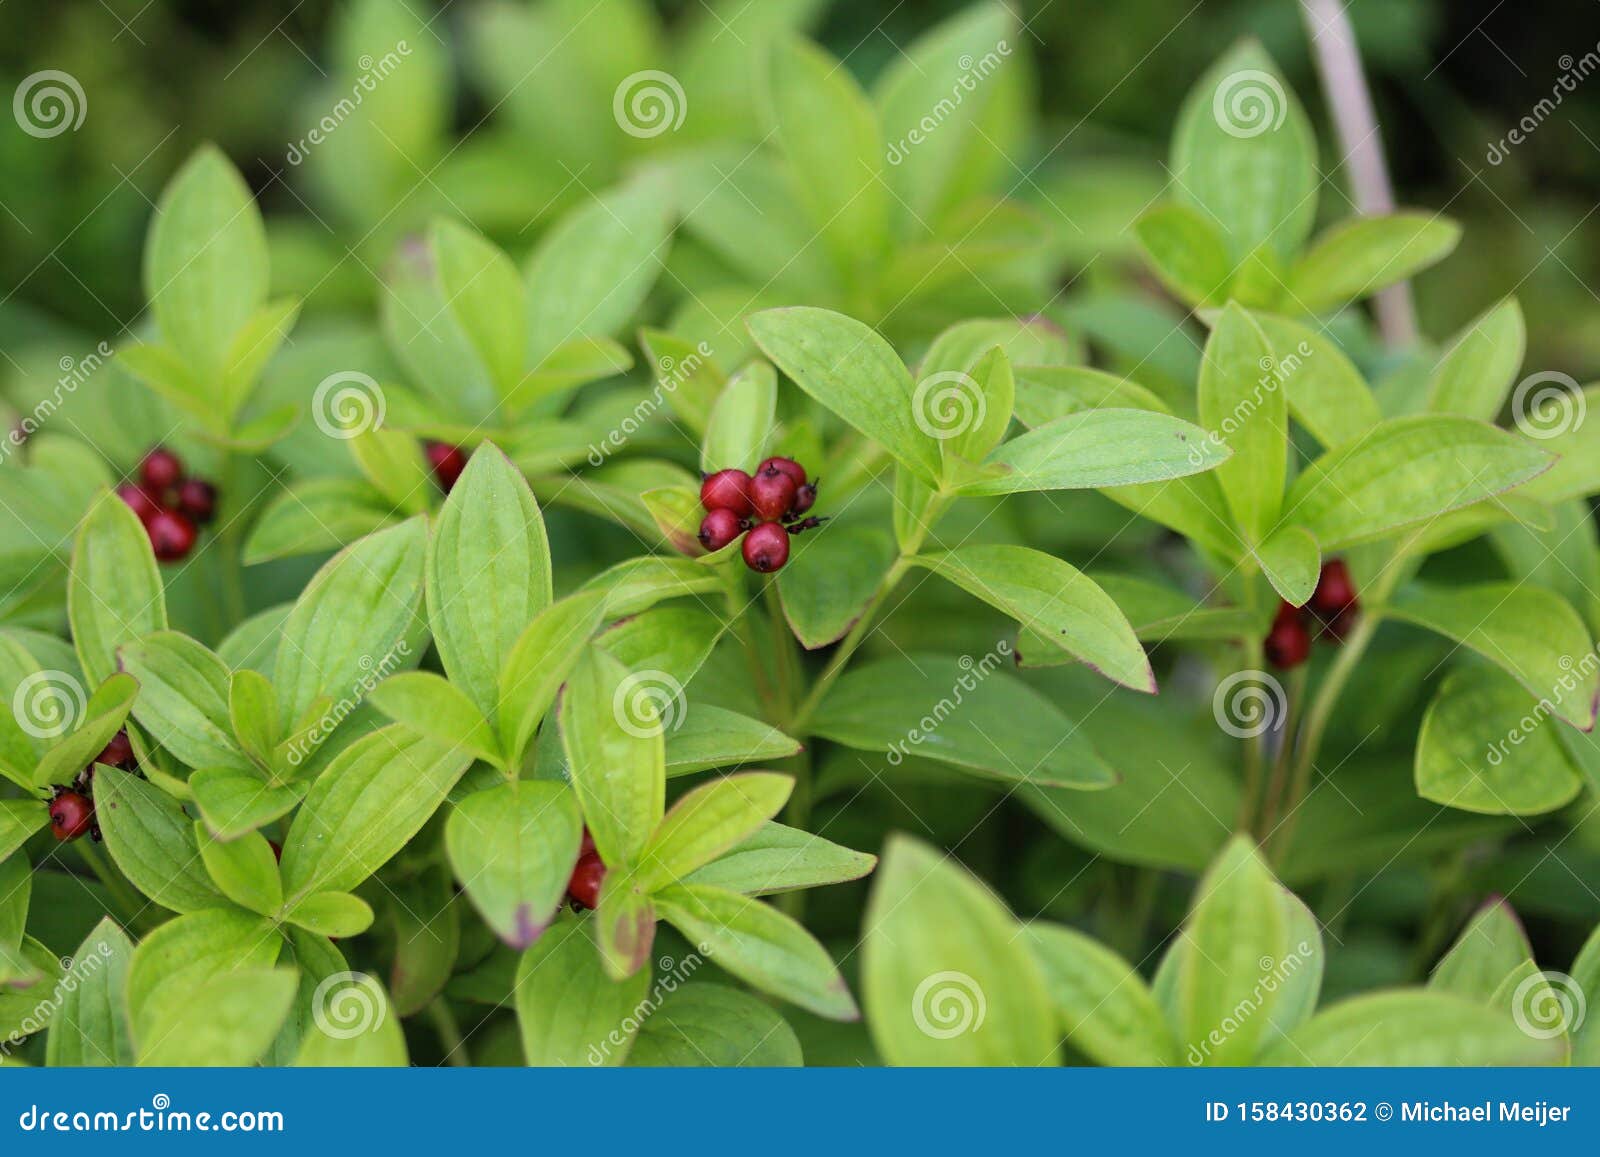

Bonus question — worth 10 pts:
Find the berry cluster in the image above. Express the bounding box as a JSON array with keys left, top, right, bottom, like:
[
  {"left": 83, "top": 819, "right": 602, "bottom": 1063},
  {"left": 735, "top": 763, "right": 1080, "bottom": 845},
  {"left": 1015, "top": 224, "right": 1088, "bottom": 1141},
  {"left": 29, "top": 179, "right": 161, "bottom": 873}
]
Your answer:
[
  {"left": 47, "top": 727, "right": 139, "bottom": 843},
  {"left": 116, "top": 448, "right": 216, "bottom": 562},
  {"left": 566, "top": 829, "right": 605, "bottom": 910},
  {"left": 697, "top": 457, "right": 822, "bottom": 574},
  {"left": 1265, "top": 559, "right": 1360, "bottom": 669},
  {"left": 425, "top": 441, "right": 467, "bottom": 493}
]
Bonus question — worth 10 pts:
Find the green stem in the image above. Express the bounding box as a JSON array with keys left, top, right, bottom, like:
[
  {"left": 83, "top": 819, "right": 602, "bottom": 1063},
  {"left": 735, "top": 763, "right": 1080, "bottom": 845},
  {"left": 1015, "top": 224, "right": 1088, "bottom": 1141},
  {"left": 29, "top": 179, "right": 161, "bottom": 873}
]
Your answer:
[
  {"left": 77, "top": 841, "right": 146, "bottom": 930},
  {"left": 1234, "top": 631, "right": 1268, "bottom": 832},
  {"left": 1258, "top": 664, "right": 1307, "bottom": 839},
  {"left": 426, "top": 998, "right": 470, "bottom": 1067}
]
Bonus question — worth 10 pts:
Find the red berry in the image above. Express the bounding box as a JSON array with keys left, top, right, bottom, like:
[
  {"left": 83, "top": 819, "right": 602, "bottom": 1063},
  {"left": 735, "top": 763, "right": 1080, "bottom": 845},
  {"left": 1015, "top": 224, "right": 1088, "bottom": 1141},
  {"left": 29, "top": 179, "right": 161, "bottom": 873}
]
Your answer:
[
  {"left": 1264, "top": 603, "right": 1312, "bottom": 669},
  {"left": 698, "top": 507, "right": 744, "bottom": 552},
  {"left": 1309, "top": 559, "right": 1358, "bottom": 618},
  {"left": 758, "top": 457, "right": 806, "bottom": 487},
  {"left": 145, "top": 508, "right": 197, "bottom": 562},
  {"left": 176, "top": 478, "right": 217, "bottom": 524},
  {"left": 96, "top": 729, "right": 134, "bottom": 769},
  {"left": 699, "top": 469, "right": 753, "bottom": 516},
  {"left": 748, "top": 466, "right": 798, "bottom": 521},
  {"left": 578, "top": 828, "right": 596, "bottom": 858},
  {"left": 567, "top": 850, "right": 606, "bottom": 910},
  {"left": 742, "top": 521, "right": 790, "bottom": 572},
  {"left": 49, "top": 791, "right": 94, "bottom": 842},
  {"left": 426, "top": 442, "right": 467, "bottom": 492},
  {"left": 139, "top": 447, "right": 184, "bottom": 492},
  {"left": 116, "top": 483, "right": 160, "bottom": 522},
  {"left": 790, "top": 482, "right": 817, "bottom": 516}
]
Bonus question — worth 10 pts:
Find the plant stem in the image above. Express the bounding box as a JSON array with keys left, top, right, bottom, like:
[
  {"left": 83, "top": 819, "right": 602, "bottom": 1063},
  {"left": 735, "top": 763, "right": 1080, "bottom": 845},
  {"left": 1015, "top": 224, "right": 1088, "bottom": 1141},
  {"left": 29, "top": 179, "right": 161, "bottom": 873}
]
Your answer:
[
  {"left": 1234, "top": 631, "right": 1268, "bottom": 832},
  {"left": 77, "top": 841, "right": 146, "bottom": 930},
  {"left": 427, "top": 998, "right": 471, "bottom": 1067},
  {"left": 1258, "top": 664, "right": 1307, "bottom": 840}
]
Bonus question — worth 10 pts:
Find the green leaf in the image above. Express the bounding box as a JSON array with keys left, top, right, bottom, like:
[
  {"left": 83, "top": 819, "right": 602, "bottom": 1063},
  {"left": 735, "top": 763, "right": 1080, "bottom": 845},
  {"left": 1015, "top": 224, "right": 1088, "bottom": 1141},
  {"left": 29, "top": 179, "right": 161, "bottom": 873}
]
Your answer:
[
  {"left": 32, "top": 674, "right": 138, "bottom": 789},
  {"left": 765, "top": 36, "right": 887, "bottom": 286},
  {"left": 1024, "top": 923, "right": 1180, "bottom": 1066},
  {"left": 1571, "top": 924, "right": 1600, "bottom": 1065},
  {"left": 1171, "top": 41, "right": 1317, "bottom": 261},
  {"left": 427, "top": 445, "right": 552, "bottom": 720},
  {"left": 655, "top": 884, "right": 856, "bottom": 1020},
  {"left": 1415, "top": 666, "right": 1584, "bottom": 815},
  {"left": 778, "top": 525, "right": 894, "bottom": 650},
  {"left": 1260, "top": 990, "right": 1564, "bottom": 1066},
  {"left": 1426, "top": 299, "right": 1526, "bottom": 420},
  {"left": 664, "top": 706, "right": 803, "bottom": 777},
  {"left": 228, "top": 668, "right": 279, "bottom": 769},
  {"left": 243, "top": 478, "right": 399, "bottom": 564},
  {"left": 138, "top": 967, "right": 298, "bottom": 1066},
  {"left": 700, "top": 361, "right": 776, "bottom": 473},
  {"left": 445, "top": 781, "right": 582, "bottom": 949},
  {"left": 1251, "top": 312, "right": 1382, "bottom": 448},
  {"left": 1174, "top": 836, "right": 1288, "bottom": 1065},
  {"left": 95, "top": 770, "right": 227, "bottom": 912},
  {"left": 196, "top": 823, "right": 282, "bottom": 915},
  {"left": 628, "top": 982, "right": 803, "bottom": 1067},
  {"left": 0, "top": 855, "right": 34, "bottom": 987},
  {"left": 638, "top": 328, "right": 724, "bottom": 436},
  {"left": 515, "top": 917, "right": 651, "bottom": 1066},
  {"left": 1390, "top": 582, "right": 1597, "bottom": 729},
  {"left": 747, "top": 307, "right": 941, "bottom": 484},
  {"left": 0, "top": 802, "right": 45, "bottom": 864},
  {"left": 559, "top": 648, "right": 666, "bottom": 868},
  {"left": 497, "top": 591, "right": 606, "bottom": 765},
  {"left": 863, "top": 835, "right": 1058, "bottom": 1065},
  {"left": 1198, "top": 303, "right": 1284, "bottom": 544},
  {"left": 279, "top": 727, "right": 473, "bottom": 903},
  {"left": 191, "top": 768, "right": 305, "bottom": 841},
  {"left": 812, "top": 654, "right": 1117, "bottom": 789},
  {"left": 144, "top": 146, "right": 268, "bottom": 378},
  {"left": 431, "top": 218, "right": 526, "bottom": 398},
  {"left": 638, "top": 773, "right": 792, "bottom": 892},
  {"left": 1285, "top": 213, "right": 1461, "bottom": 312},
  {"left": 44, "top": 918, "right": 135, "bottom": 1067},
  {"left": 910, "top": 545, "right": 1153, "bottom": 692},
  {"left": 597, "top": 606, "right": 723, "bottom": 692},
  {"left": 684, "top": 822, "right": 876, "bottom": 896},
  {"left": 220, "top": 298, "right": 299, "bottom": 420},
  {"left": 294, "top": 970, "right": 408, "bottom": 1066},
  {"left": 957, "top": 409, "right": 1229, "bottom": 495},
  {"left": 579, "top": 556, "right": 725, "bottom": 617},
  {"left": 368, "top": 671, "right": 500, "bottom": 765},
  {"left": 1284, "top": 416, "right": 1553, "bottom": 549},
  {"left": 125, "top": 908, "right": 281, "bottom": 1042},
  {"left": 349, "top": 428, "right": 432, "bottom": 515},
  {"left": 120, "top": 631, "right": 250, "bottom": 772},
  {"left": 273, "top": 516, "right": 427, "bottom": 734},
  {"left": 593, "top": 875, "right": 657, "bottom": 981},
  {"left": 69, "top": 491, "right": 167, "bottom": 686},
  {"left": 284, "top": 891, "right": 375, "bottom": 938},
  {"left": 1134, "top": 203, "right": 1233, "bottom": 307},
  {"left": 1429, "top": 898, "right": 1532, "bottom": 1000},
  {"left": 1025, "top": 572, "right": 1255, "bottom": 648},
  {"left": 1255, "top": 525, "right": 1320, "bottom": 606},
  {"left": 1515, "top": 383, "right": 1600, "bottom": 504}
]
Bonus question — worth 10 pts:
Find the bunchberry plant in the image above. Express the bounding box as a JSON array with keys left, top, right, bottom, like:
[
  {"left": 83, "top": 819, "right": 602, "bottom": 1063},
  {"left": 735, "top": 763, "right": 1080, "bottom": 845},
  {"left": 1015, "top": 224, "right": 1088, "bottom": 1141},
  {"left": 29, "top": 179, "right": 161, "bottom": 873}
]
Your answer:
[{"left": 2, "top": 0, "right": 1599, "bottom": 1073}]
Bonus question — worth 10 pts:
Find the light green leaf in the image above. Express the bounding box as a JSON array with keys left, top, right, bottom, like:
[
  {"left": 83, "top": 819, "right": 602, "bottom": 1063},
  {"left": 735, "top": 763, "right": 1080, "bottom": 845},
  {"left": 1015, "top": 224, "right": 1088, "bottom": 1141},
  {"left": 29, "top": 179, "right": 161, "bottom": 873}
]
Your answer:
[
  {"left": 497, "top": 591, "right": 606, "bottom": 765},
  {"left": 638, "top": 328, "right": 724, "bottom": 436},
  {"left": 1260, "top": 990, "right": 1564, "bottom": 1066},
  {"left": 559, "top": 649, "right": 666, "bottom": 869},
  {"left": 1198, "top": 303, "right": 1284, "bottom": 543},
  {"left": 32, "top": 674, "right": 138, "bottom": 789},
  {"left": 445, "top": 781, "right": 582, "bottom": 949},
  {"left": 627, "top": 982, "right": 803, "bottom": 1067},
  {"left": 243, "top": 478, "right": 398, "bottom": 564},
  {"left": 1426, "top": 299, "right": 1526, "bottom": 420},
  {"left": 516, "top": 917, "right": 651, "bottom": 1066},
  {"left": 1252, "top": 312, "right": 1382, "bottom": 448},
  {"left": 220, "top": 298, "right": 300, "bottom": 420},
  {"left": 0, "top": 802, "right": 45, "bottom": 864},
  {"left": 294, "top": 970, "right": 407, "bottom": 1066},
  {"left": 431, "top": 218, "right": 526, "bottom": 398},
  {"left": 664, "top": 706, "right": 802, "bottom": 777},
  {"left": 1134, "top": 203, "right": 1234, "bottom": 307},
  {"left": 597, "top": 606, "right": 723, "bottom": 693},
  {"left": 120, "top": 631, "right": 250, "bottom": 772},
  {"left": 700, "top": 361, "right": 776, "bottom": 474},
  {"left": 594, "top": 874, "right": 656, "bottom": 981},
  {"left": 44, "top": 918, "right": 135, "bottom": 1067},
  {"left": 368, "top": 671, "right": 500, "bottom": 765},
  {"left": 683, "top": 821, "right": 876, "bottom": 896},
  {"left": 284, "top": 891, "right": 375, "bottom": 938},
  {"left": 1515, "top": 383, "right": 1600, "bottom": 504},
  {"left": 1429, "top": 898, "right": 1532, "bottom": 1000},
  {"left": 957, "top": 409, "right": 1228, "bottom": 496},
  {"left": 69, "top": 491, "right": 167, "bottom": 687},
  {"left": 126, "top": 908, "right": 281, "bottom": 1043},
  {"left": 638, "top": 773, "right": 792, "bottom": 892},
  {"left": 1255, "top": 525, "right": 1319, "bottom": 605},
  {"left": 228, "top": 668, "right": 279, "bottom": 768},
  {"left": 349, "top": 428, "right": 431, "bottom": 515},
  {"left": 196, "top": 823, "right": 282, "bottom": 915},
  {"left": 1285, "top": 213, "right": 1461, "bottom": 312},
  {"left": 138, "top": 967, "right": 297, "bottom": 1066},
  {"left": 1024, "top": 922, "right": 1180, "bottom": 1066},
  {"left": 191, "top": 768, "right": 305, "bottom": 841},
  {"left": 777, "top": 525, "right": 893, "bottom": 650},
  {"left": 96, "top": 770, "right": 227, "bottom": 912},
  {"left": 579, "top": 556, "right": 725, "bottom": 617}
]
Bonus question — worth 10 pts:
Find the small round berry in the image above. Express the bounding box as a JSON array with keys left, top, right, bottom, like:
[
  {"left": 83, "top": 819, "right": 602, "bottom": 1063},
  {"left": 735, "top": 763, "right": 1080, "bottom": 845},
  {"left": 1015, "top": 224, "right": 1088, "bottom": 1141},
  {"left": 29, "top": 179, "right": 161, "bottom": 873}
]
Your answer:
[
  {"left": 567, "top": 851, "right": 606, "bottom": 910},
  {"left": 757, "top": 456, "right": 806, "bottom": 487},
  {"left": 96, "top": 729, "right": 135, "bottom": 769},
  {"left": 790, "top": 482, "right": 817, "bottom": 516},
  {"left": 425, "top": 441, "right": 467, "bottom": 493},
  {"left": 145, "top": 508, "right": 198, "bottom": 562},
  {"left": 1309, "top": 559, "right": 1358, "bottom": 619},
  {"left": 749, "top": 466, "right": 798, "bottom": 521},
  {"left": 742, "top": 521, "right": 790, "bottom": 573},
  {"left": 1264, "top": 603, "right": 1312, "bottom": 669},
  {"left": 49, "top": 791, "right": 94, "bottom": 842},
  {"left": 699, "top": 469, "right": 753, "bottom": 516},
  {"left": 116, "top": 483, "right": 160, "bottom": 522},
  {"left": 578, "top": 828, "right": 596, "bottom": 858},
  {"left": 139, "top": 447, "right": 184, "bottom": 492},
  {"left": 698, "top": 507, "right": 744, "bottom": 552},
  {"left": 176, "top": 478, "right": 217, "bottom": 524}
]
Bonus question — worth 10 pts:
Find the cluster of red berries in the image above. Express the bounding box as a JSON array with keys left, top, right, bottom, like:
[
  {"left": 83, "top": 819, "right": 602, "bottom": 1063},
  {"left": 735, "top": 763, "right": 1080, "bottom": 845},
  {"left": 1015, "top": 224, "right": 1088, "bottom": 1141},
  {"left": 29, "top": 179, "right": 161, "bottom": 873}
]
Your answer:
[
  {"left": 424, "top": 441, "right": 467, "bottom": 493},
  {"left": 697, "top": 457, "right": 822, "bottom": 573},
  {"left": 47, "top": 728, "right": 138, "bottom": 843},
  {"left": 1264, "top": 559, "right": 1360, "bottom": 669},
  {"left": 566, "top": 829, "right": 605, "bottom": 910},
  {"left": 116, "top": 448, "right": 216, "bottom": 562}
]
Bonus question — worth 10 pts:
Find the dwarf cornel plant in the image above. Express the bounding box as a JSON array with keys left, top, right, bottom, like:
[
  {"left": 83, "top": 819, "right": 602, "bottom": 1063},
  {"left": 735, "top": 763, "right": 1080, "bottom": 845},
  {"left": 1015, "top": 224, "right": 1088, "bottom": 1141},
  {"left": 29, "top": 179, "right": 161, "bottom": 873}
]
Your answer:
[{"left": 1, "top": 1, "right": 1599, "bottom": 1069}]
